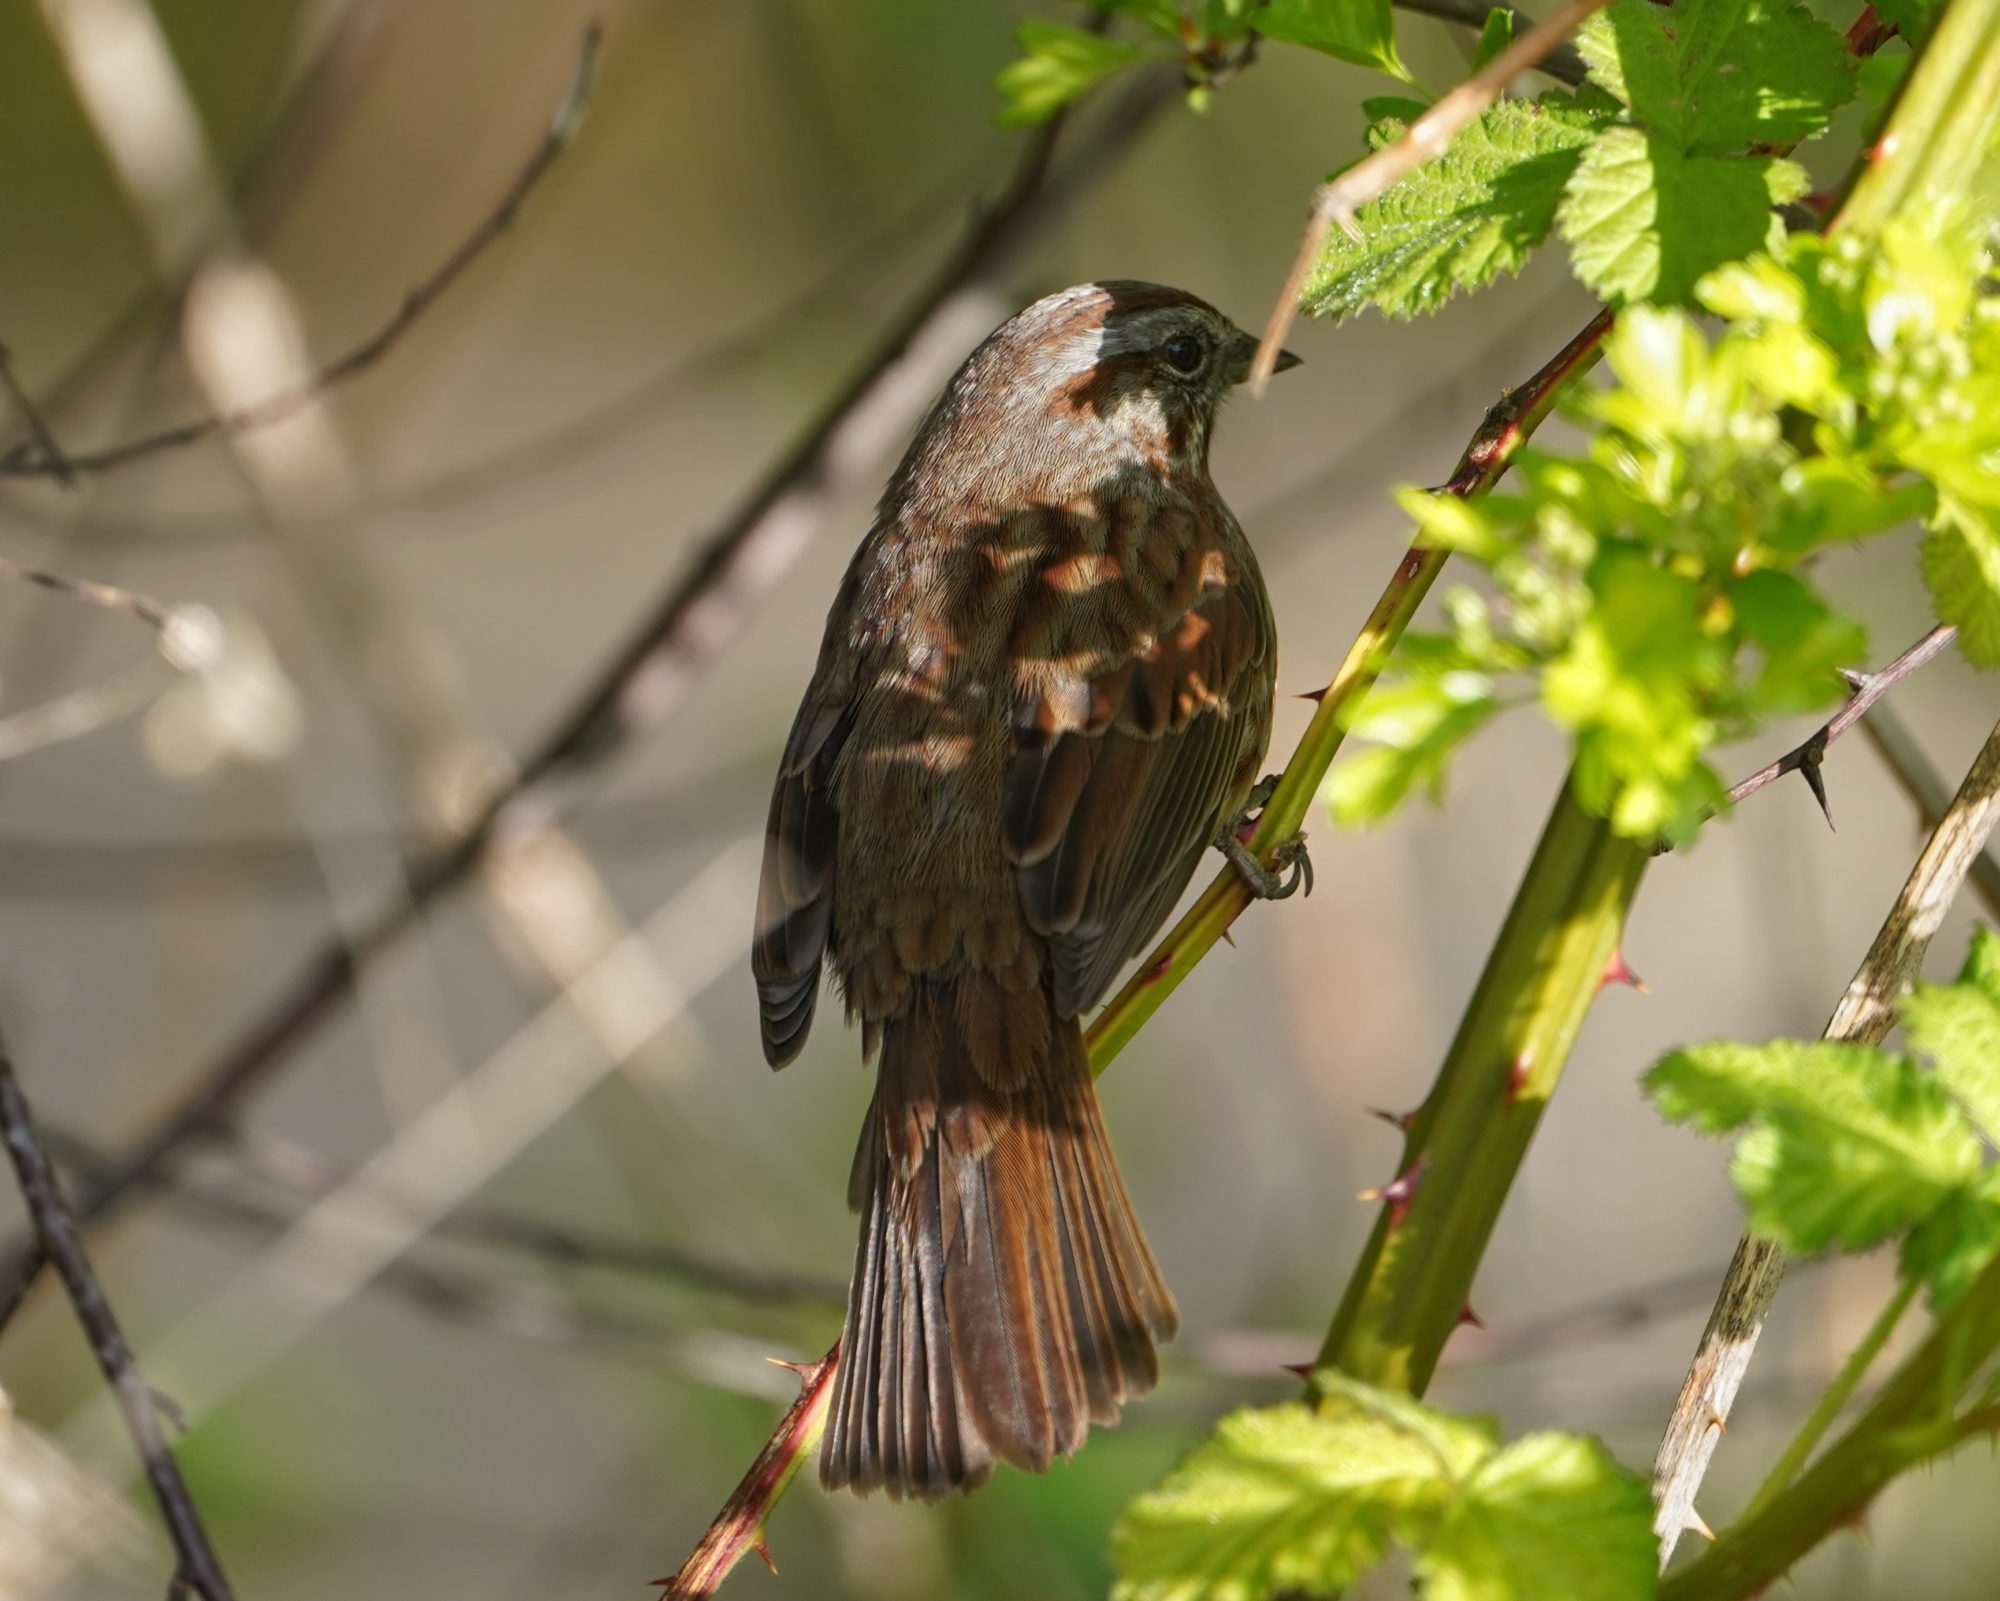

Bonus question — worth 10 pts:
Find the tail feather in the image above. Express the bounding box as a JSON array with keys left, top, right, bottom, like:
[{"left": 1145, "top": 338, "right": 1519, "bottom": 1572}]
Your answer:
[{"left": 822, "top": 980, "right": 1175, "bottom": 1499}]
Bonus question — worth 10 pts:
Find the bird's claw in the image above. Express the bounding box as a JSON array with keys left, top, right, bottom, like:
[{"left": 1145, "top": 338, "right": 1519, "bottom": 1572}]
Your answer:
[{"left": 1216, "top": 788, "right": 1312, "bottom": 900}]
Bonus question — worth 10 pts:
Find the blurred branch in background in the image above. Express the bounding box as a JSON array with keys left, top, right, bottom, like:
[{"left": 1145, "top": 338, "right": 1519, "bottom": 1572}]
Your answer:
[
  {"left": 44, "top": 1128, "right": 817, "bottom": 1389},
  {"left": 0, "top": 557, "right": 223, "bottom": 764},
  {"left": 0, "top": 41, "right": 1183, "bottom": 1329},
  {"left": 0, "top": 26, "right": 600, "bottom": 481},
  {"left": 0, "top": 1029, "right": 236, "bottom": 1601},
  {"left": 51, "top": 841, "right": 756, "bottom": 1466},
  {"left": 42, "top": 1122, "right": 843, "bottom": 1311}
]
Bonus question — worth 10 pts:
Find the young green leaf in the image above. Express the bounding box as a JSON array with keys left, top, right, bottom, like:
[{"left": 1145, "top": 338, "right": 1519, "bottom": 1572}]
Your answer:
[
  {"left": 1306, "top": 94, "right": 1608, "bottom": 320},
  {"left": 1647, "top": 1039, "right": 1897, "bottom": 1134},
  {"left": 1731, "top": 570, "right": 1869, "bottom": 718},
  {"left": 1901, "top": 1175, "right": 2000, "bottom": 1309},
  {"left": 1921, "top": 510, "right": 2000, "bottom": 669},
  {"left": 1472, "top": 6, "right": 1515, "bottom": 72},
  {"left": 996, "top": 22, "right": 1144, "bottom": 126},
  {"left": 1650, "top": 1038, "right": 1983, "bottom": 1254},
  {"left": 1111, "top": 1394, "right": 1480, "bottom": 1601},
  {"left": 1903, "top": 927, "right": 2000, "bottom": 1144},
  {"left": 1556, "top": 129, "right": 1804, "bottom": 306},
  {"left": 1574, "top": 0, "right": 1855, "bottom": 151},
  {"left": 1417, "top": 1432, "right": 1655, "bottom": 1601},
  {"left": 1113, "top": 1377, "right": 1650, "bottom": 1601},
  {"left": 1256, "top": 0, "right": 1411, "bottom": 81}
]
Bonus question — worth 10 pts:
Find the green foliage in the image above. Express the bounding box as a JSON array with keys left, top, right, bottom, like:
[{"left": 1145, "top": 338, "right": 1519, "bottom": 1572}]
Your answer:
[
  {"left": 997, "top": 0, "right": 1413, "bottom": 125},
  {"left": 1256, "top": 0, "right": 1410, "bottom": 79},
  {"left": 1573, "top": 0, "right": 1853, "bottom": 151},
  {"left": 1558, "top": 130, "right": 1803, "bottom": 306},
  {"left": 1304, "top": 94, "right": 1609, "bottom": 320},
  {"left": 1471, "top": 6, "right": 1514, "bottom": 72},
  {"left": 996, "top": 22, "right": 1144, "bottom": 125},
  {"left": 1646, "top": 930, "right": 2000, "bottom": 1308},
  {"left": 1555, "top": 0, "right": 1850, "bottom": 304},
  {"left": 1333, "top": 211, "right": 2000, "bottom": 841},
  {"left": 1112, "top": 1376, "right": 1652, "bottom": 1601},
  {"left": 1304, "top": 0, "right": 1855, "bottom": 317},
  {"left": 1904, "top": 928, "right": 2000, "bottom": 1159}
]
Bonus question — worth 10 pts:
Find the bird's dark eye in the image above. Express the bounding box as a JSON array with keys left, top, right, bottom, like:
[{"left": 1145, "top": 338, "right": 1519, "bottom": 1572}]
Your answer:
[{"left": 1162, "top": 332, "right": 1205, "bottom": 373}]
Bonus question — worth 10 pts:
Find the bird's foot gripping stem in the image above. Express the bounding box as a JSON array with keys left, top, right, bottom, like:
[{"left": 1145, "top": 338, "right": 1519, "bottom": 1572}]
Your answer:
[{"left": 1216, "top": 775, "right": 1312, "bottom": 901}]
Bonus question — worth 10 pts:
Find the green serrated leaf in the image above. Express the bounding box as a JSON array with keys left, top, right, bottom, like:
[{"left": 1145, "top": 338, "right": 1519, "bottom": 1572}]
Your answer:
[
  {"left": 1646, "top": 1039, "right": 1899, "bottom": 1135},
  {"left": 996, "top": 22, "right": 1144, "bottom": 126},
  {"left": 1543, "top": 548, "right": 1725, "bottom": 838},
  {"left": 1256, "top": 0, "right": 1410, "bottom": 80},
  {"left": 1114, "top": 1378, "right": 1649, "bottom": 1601},
  {"left": 1730, "top": 569, "right": 1867, "bottom": 717},
  {"left": 1102, "top": 0, "right": 1187, "bottom": 34},
  {"left": 1419, "top": 1432, "right": 1656, "bottom": 1601},
  {"left": 1557, "top": 129, "right": 1804, "bottom": 306},
  {"left": 1361, "top": 94, "right": 1432, "bottom": 124},
  {"left": 1903, "top": 928, "right": 2000, "bottom": 1144},
  {"left": 1688, "top": 1043, "right": 1987, "bottom": 1254},
  {"left": 1921, "top": 504, "right": 2000, "bottom": 669},
  {"left": 1902, "top": 1173, "right": 2000, "bottom": 1309},
  {"left": 1110, "top": 1395, "right": 1476, "bottom": 1601},
  {"left": 1575, "top": 0, "right": 1855, "bottom": 152},
  {"left": 1872, "top": 0, "right": 1945, "bottom": 43},
  {"left": 1328, "top": 672, "right": 1497, "bottom": 826},
  {"left": 1472, "top": 6, "right": 1515, "bottom": 71},
  {"left": 1305, "top": 93, "right": 1607, "bottom": 320}
]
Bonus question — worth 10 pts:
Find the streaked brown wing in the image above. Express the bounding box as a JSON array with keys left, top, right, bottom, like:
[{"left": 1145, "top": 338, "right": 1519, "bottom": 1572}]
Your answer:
[
  {"left": 753, "top": 690, "right": 854, "bottom": 1065},
  {"left": 1003, "top": 580, "right": 1271, "bottom": 1017}
]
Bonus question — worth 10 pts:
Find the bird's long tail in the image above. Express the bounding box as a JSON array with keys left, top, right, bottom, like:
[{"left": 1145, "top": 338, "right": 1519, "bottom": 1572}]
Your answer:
[{"left": 821, "top": 975, "right": 1177, "bottom": 1498}]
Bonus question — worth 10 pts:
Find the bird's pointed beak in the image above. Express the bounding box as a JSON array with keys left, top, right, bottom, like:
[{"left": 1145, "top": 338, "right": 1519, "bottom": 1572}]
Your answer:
[{"left": 1226, "top": 331, "right": 1302, "bottom": 384}]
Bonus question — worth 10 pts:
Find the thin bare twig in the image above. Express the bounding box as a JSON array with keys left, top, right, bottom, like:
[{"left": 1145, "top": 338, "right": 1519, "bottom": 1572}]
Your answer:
[
  {"left": 1251, "top": 0, "right": 1610, "bottom": 386},
  {"left": 0, "top": 60, "right": 1180, "bottom": 1332},
  {"left": 0, "top": 1032, "right": 236, "bottom": 1601},
  {"left": 1722, "top": 623, "right": 1959, "bottom": 825},
  {"left": 0, "top": 26, "right": 599, "bottom": 481},
  {"left": 0, "top": 558, "right": 216, "bottom": 763},
  {"left": 0, "top": 344, "right": 74, "bottom": 484},
  {"left": 225, "top": 1127, "right": 844, "bottom": 1307},
  {"left": 41, "top": 1126, "right": 816, "bottom": 1376},
  {"left": 1651, "top": 712, "right": 2000, "bottom": 1562}
]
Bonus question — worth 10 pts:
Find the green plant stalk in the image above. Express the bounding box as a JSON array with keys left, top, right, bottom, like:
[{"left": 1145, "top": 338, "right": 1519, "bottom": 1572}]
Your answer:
[
  {"left": 1311, "top": 774, "right": 1648, "bottom": 1396},
  {"left": 1833, "top": 0, "right": 2000, "bottom": 237},
  {"left": 1662, "top": 1250, "right": 2000, "bottom": 1601},
  {"left": 1086, "top": 309, "right": 1614, "bottom": 1073},
  {"left": 1741, "top": 1277, "right": 1916, "bottom": 1519}
]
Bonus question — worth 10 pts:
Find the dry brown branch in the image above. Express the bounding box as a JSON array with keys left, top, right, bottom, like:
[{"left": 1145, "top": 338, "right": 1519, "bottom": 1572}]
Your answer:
[
  {"left": 0, "top": 1031, "right": 236, "bottom": 1601},
  {"left": 1651, "top": 711, "right": 2000, "bottom": 1562}
]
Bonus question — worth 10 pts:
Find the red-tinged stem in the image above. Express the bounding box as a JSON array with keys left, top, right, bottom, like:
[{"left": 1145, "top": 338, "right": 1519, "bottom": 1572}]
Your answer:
[{"left": 656, "top": 1345, "right": 840, "bottom": 1599}]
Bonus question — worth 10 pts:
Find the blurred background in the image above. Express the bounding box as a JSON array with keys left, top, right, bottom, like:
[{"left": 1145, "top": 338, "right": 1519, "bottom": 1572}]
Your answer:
[{"left": 0, "top": 2, "right": 1993, "bottom": 1596}]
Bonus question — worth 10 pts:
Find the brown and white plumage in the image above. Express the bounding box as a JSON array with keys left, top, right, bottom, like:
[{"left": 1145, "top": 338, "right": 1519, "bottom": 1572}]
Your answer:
[{"left": 753, "top": 281, "right": 1287, "bottom": 1498}]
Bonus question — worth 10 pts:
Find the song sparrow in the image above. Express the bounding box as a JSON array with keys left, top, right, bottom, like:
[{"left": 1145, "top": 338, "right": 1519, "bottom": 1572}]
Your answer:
[{"left": 754, "top": 280, "right": 1299, "bottom": 1499}]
